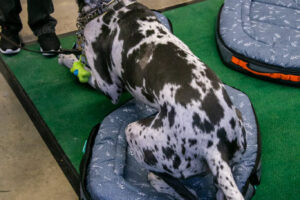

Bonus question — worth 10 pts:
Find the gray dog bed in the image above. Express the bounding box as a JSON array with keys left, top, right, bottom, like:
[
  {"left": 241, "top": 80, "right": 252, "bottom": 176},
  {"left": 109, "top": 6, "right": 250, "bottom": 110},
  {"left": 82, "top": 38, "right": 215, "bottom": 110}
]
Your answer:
[
  {"left": 79, "top": 85, "right": 261, "bottom": 200},
  {"left": 216, "top": 0, "right": 300, "bottom": 85}
]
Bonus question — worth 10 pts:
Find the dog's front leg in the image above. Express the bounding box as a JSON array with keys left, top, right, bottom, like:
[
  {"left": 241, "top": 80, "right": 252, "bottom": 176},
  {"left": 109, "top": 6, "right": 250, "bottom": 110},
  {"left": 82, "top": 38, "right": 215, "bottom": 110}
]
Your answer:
[{"left": 58, "top": 53, "right": 99, "bottom": 89}]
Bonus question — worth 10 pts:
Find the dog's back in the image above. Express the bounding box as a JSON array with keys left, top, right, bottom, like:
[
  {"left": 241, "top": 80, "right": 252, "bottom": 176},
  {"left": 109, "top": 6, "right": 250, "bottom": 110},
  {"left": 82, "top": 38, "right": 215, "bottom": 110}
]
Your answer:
[{"left": 81, "top": 1, "right": 246, "bottom": 199}]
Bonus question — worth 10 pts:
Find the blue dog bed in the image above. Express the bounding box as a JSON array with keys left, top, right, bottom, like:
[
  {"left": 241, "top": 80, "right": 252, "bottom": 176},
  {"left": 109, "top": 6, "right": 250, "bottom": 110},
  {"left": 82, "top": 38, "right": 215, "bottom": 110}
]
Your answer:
[
  {"left": 79, "top": 85, "right": 261, "bottom": 200},
  {"left": 216, "top": 0, "right": 300, "bottom": 85}
]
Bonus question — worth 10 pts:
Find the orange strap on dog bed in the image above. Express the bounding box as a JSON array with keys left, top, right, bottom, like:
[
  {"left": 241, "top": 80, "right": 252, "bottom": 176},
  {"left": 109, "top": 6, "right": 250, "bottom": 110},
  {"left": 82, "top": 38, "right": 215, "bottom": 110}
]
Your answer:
[{"left": 231, "top": 56, "right": 300, "bottom": 83}]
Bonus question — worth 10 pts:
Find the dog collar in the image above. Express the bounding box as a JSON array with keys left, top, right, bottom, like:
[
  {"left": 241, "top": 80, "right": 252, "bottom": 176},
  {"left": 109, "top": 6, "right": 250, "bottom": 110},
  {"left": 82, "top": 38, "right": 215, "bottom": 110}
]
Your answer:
[{"left": 76, "top": 0, "right": 124, "bottom": 51}]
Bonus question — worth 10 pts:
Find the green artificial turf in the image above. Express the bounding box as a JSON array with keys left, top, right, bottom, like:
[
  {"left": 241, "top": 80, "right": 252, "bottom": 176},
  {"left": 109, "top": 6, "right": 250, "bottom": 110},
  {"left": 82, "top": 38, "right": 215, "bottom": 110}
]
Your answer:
[
  {"left": 1, "top": 0, "right": 299, "bottom": 199},
  {"left": 1, "top": 36, "right": 132, "bottom": 172}
]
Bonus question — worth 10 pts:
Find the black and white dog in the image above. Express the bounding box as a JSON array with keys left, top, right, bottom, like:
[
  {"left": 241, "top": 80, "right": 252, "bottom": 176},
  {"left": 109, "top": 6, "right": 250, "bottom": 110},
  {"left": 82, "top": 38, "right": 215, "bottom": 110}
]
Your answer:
[{"left": 70, "top": 0, "right": 247, "bottom": 199}]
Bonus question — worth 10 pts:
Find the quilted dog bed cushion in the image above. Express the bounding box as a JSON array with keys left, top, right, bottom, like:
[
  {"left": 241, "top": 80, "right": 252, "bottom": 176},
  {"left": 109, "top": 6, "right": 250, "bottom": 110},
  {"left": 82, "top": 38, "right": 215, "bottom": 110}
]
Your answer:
[
  {"left": 79, "top": 85, "right": 261, "bottom": 200},
  {"left": 216, "top": 0, "right": 300, "bottom": 85}
]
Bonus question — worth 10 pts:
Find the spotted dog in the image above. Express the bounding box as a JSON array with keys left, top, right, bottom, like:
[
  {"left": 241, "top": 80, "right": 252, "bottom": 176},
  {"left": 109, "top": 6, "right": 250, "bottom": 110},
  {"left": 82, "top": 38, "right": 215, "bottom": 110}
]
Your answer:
[{"left": 76, "top": 0, "right": 247, "bottom": 199}]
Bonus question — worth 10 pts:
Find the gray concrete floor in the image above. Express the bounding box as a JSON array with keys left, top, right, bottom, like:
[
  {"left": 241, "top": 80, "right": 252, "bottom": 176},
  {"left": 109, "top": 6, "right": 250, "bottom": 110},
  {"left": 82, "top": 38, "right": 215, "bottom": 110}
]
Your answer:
[
  {"left": 20, "top": 0, "right": 192, "bottom": 43},
  {"left": 0, "top": 0, "right": 191, "bottom": 199}
]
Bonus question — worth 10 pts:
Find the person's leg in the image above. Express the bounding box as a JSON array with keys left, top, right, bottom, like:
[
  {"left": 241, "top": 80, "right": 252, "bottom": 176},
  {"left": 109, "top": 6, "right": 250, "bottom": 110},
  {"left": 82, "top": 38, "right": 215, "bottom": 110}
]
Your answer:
[
  {"left": 0, "top": 0, "right": 22, "bottom": 54},
  {"left": 0, "top": 0, "right": 22, "bottom": 33},
  {"left": 27, "top": 0, "right": 60, "bottom": 56},
  {"left": 27, "top": 0, "right": 57, "bottom": 36}
]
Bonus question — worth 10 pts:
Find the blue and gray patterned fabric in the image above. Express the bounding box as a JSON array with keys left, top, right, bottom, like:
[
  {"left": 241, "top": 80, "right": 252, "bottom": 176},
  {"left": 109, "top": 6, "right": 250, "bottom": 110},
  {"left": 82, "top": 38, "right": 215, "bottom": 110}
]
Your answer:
[
  {"left": 219, "top": 0, "right": 300, "bottom": 69},
  {"left": 154, "top": 11, "right": 173, "bottom": 32},
  {"left": 80, "top": 85, "right": 261, "bottom": 200}
]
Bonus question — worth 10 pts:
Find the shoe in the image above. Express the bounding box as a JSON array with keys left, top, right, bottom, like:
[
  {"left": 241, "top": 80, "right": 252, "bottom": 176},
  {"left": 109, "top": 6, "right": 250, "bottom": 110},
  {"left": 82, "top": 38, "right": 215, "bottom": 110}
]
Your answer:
[
  {"left": 0, "top": 27, "right": 21, "bottom": 55},
  {"left": 38, "top": 33, "right": 60, "bottom": 56}
]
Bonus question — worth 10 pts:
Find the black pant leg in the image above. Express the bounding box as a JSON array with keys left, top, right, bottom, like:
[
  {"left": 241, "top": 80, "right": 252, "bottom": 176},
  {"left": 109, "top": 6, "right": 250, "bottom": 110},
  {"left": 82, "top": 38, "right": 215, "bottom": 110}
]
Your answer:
[
  {"left": 27, "top": 0, "right": 57, "bottom": 36},
  {"left": 0, "top": 0, "right": 22, "bottom": 33}
]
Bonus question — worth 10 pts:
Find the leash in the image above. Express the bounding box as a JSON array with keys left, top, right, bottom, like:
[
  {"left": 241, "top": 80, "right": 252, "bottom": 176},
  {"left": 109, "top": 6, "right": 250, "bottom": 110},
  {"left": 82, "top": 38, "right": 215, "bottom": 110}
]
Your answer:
[{"left": 0, "top": 32, "right": 82, "bottom": 55}]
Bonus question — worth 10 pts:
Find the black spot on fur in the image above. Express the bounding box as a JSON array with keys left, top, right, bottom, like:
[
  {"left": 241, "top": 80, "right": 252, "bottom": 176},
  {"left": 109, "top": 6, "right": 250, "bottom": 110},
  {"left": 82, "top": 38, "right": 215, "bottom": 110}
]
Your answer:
[
  {"left": 204, "top": 67, "right": 220, "bottom": 90},
  {"left": 222, "top": 87, "right": 233, "bottom": 108},
  {"left": 217, "top": 128, "right": 239, "bottom": 162},
  {"left": 146, "top": 30, "right": 155, "bottom": 37},
  {"left": 202, "top": 89, "right": 224, "bottom": 125},
  {"left": 207, "top": 140, "right": 213, "bottom": 148},
  {"left": 139, "top": 115, "right": 155, "bottom": 127},
  {"left": 168, "top": 106, "right": 176, "bottom": 127},
  {"left": 173, "top": 155, "right": 181, "bottom": 169},
  {"left": 188, "top": 139, "right": 197, "bottom": 147},
  {"left": 140, "top": 16, "right": 156, "bottom": 23},
  {"left": 178, "top": 50, "right": 187, "bottom": 57},
  {"left": 157, "top": 27, "right": 167, "bottom": 35},
  {"left": 162, "top": 147, "right": 174, "bottom": 160},
  {"left": 142, "top": 90, "right": 155, "bottom": 103},
  {"left": 203, "top": 119, "right": 214, "bottom": 133},
  {"left": 143, "top": 149, "right": 157, "bottom": 166},
  {"left": 152, "top": 103, "right": 168, "bottom": 129},
  {"left": 181, "top": 144, "right": 186, "bottom": 155},
  {"left": 196, "top": 81, "right": 206, "bottom": 93},
  {"left": 230, "top": 118, "right": 236, "bottom": 129},
  {"left": 186, "top": 162, "right": 191, "bottom": 168},
  {"left": 192, "top": 113, "right": 214, "bottom": 133},
  {"left": 103, "top": 10, "right": 115, "bottom": 24},
  {"left": 192, "top": 113, "right": 201, "bottom": 130}
]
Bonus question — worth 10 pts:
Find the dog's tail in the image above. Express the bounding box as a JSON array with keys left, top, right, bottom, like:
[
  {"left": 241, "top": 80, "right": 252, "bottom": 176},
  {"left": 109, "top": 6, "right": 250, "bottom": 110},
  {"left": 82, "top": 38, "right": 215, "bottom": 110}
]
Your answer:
[{"left": 205, "top": 152, "right": 244, "bottom": 200}]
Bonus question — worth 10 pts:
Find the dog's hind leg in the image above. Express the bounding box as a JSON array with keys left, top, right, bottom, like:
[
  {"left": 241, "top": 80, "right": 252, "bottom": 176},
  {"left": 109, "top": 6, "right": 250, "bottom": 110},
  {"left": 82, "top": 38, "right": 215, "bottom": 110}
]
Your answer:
[
  {"left": 205, "top": 151, "right": 244, "bottom": 200},
  {"left": 125, "top": 113, "right": 197, "bottom": 200},
  {"left": 125, "top": 115, "right": 159, "bottom": 167}
]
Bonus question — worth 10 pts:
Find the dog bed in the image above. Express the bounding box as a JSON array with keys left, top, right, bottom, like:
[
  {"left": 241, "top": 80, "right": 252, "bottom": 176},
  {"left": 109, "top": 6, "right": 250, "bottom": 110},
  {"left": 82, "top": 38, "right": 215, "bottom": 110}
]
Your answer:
[
  {"left": 216, "top": 0, "right": 300, "bottom": 85},
  {"left": 79, "top": 85, "right": 261, "bottom": 200}
]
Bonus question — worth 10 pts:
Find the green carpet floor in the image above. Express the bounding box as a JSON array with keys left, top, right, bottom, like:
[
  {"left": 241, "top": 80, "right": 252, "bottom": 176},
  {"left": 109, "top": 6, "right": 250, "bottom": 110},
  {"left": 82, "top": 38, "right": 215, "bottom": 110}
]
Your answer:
[
  {"left": 1, "top": 36, "right": 132, "bottom": 174},
  {"left": 1, "top": 0, "right": 299, "bottom": 199}
]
